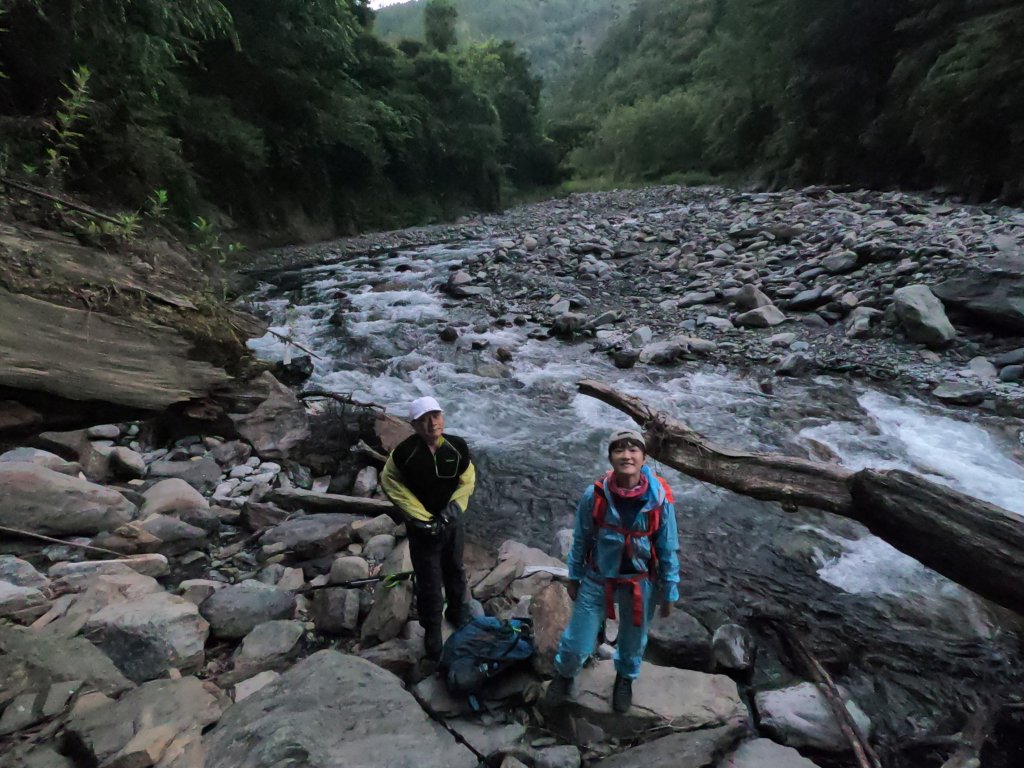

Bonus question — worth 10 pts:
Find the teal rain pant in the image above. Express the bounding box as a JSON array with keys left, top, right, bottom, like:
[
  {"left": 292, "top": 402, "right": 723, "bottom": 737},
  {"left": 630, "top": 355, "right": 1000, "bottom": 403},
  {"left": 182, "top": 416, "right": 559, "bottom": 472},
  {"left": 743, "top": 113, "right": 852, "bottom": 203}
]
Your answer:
[{"left": 553, "top": 573, "right": 657, "bottom": 680}]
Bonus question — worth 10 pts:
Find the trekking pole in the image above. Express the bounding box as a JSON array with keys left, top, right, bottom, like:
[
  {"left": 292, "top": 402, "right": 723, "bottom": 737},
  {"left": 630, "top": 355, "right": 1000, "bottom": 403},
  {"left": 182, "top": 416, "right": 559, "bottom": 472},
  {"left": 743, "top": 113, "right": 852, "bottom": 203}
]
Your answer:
[{"left": 296, "top": 570, "right": 414, "bottom": 595}]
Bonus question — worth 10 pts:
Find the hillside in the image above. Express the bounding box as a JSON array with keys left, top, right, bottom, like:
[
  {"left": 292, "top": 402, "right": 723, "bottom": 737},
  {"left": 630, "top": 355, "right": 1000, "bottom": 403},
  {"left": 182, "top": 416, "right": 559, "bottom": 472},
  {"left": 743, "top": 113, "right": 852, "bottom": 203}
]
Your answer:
[{"left": 373, "top": 0, "right": 634, "bottom": 91}]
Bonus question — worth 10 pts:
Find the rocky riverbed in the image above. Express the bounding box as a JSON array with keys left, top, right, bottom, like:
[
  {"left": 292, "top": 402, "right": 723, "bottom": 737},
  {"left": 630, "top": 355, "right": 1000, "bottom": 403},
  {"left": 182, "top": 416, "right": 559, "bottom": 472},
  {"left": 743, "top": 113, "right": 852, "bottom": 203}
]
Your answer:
[{"left": 3, "top": 184, "right": 1024, "bottom": 768}]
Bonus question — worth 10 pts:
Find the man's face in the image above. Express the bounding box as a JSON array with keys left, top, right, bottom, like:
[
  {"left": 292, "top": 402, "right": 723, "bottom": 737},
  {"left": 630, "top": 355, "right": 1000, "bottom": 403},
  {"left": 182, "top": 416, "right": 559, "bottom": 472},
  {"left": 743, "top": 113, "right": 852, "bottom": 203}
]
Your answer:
[
  {"left": 412, "top": 410, "right": 445, "bottom": 442},
  {"left": 609, "top": 441, "right": 646, "bottom": 475}
]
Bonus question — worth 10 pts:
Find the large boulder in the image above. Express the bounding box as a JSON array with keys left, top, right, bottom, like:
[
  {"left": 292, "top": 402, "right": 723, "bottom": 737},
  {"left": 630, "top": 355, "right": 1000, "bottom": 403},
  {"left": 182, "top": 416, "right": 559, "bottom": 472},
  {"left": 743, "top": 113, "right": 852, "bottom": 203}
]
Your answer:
[
  {"left": 64, "top": 676, "right": 223, "bottom": 768},
  {"left": 932, "top": 256, "right": 1024, "bottom": 332},
  {"left": 259, "top": 514, "right": 358, "bottom": 560},
  {"left": 893, "top": 284, "right": 956, "bottom": 348},
  {"left": 720, "top": 738, "right": 824, "bottom": 768},
  {"left": 542, "top": 660, "right": 747, "bottom": 743},
  {"left": 0, "top": 447, "right": 80, "bottom": 475},
  {"left": 529, "top": 582, "right": 572, "bottom": 676},
  {"left": 0, "top": 462, "right": 135, "bottom": 536},
  {"left": 224, "top": 620, "right": 305, "bottom": 684},
  {"left": 142, "top": 478, "right": 209, "bottom": 516},
  {"left": 204, "top": 651, "right": 478, "bottom": 768},
  {"left": 646, "top": 609, "right": 712, "bottom": 670},
  {"left": 147, "top": 457, "right": 222, "bottom": 493},
  {"left": 229, "top": 372, "right": 311, "bottom": 460},
  {"left": 82, "top": 591, "right": 209, "bottom": 683}
]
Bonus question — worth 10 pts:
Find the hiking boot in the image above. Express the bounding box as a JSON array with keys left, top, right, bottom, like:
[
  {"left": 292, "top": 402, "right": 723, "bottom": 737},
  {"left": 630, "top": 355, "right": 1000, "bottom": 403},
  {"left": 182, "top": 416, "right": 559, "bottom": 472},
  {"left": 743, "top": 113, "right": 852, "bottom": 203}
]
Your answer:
[
  {"left": 612, "top": 673, "right": 633, "bottom": 713},
  {"left": 444, "top": 602, "right": 471, "bottom": 628},
  {"left": 424, "top": 626, "right": 443, "bottom": 661},
  {"left": 544, "top": 675, "right": 574, "bottom": 706}
]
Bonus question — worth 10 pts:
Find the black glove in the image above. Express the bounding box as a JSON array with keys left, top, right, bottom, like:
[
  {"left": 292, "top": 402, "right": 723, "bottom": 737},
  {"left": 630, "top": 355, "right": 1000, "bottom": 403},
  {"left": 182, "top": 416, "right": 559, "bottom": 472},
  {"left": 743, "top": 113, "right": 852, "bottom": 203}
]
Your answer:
[
  {"left": 438, "top": 501, "right": 462, "bottom": 527},
  {"left": 406, "top": 516, "right": 441, "bottom": 537}
]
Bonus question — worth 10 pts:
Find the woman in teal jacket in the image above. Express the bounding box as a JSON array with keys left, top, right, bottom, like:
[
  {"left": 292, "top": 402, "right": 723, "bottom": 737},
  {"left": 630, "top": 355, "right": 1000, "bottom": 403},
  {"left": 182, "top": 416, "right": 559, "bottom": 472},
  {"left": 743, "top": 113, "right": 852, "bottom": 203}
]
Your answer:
[{"left": 547, "top": 428, "right": 680, "bottom": 713}]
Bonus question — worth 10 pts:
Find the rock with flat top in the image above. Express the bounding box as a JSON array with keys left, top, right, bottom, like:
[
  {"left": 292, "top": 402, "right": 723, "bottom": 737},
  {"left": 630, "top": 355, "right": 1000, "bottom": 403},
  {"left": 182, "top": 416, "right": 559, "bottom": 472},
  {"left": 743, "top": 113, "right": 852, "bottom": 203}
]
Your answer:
[
  {"left": 755, "top": 682, "right": 871, "bottom": 752},
  {"left": 720, "top": 738, "right": 824, "bottom": 767},
  {"left": 200, "top": 580, "right": 296, "bottom": 639},
  {"left": 593, "top": 724, "right": 745, "bottom": 767},
  {"left": 205, "top": 650, "right": 477, "bottom": 768},
  {"left": 229, "top": 372, "right": 311, "bottom": 460},
  {"left": 142, "top": 478, "right": 208, "bottom": 516}
]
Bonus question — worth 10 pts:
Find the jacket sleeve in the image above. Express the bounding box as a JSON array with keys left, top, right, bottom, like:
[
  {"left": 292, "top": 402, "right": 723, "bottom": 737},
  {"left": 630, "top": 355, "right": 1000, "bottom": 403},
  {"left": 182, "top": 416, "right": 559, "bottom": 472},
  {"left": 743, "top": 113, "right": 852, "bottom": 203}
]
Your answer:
[
  {"left": 567, "top": 485, "right": 596, "bottom": 582},
  {"left": 654, "top": 496, "right": 681, "bottom": 603},
  {"left": 448, "top": 460, "right": 476, "bottom": 513},
  {"left": 380, "top": 454, "right": 431, "bottom": 522}
]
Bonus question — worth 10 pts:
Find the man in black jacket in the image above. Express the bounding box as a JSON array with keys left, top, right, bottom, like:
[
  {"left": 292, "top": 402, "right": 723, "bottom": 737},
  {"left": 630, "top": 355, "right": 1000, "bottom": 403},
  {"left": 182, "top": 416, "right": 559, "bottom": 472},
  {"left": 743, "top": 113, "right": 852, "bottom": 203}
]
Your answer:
[{"left": 381, "top": 396, "right": 476, "bottom": 659}]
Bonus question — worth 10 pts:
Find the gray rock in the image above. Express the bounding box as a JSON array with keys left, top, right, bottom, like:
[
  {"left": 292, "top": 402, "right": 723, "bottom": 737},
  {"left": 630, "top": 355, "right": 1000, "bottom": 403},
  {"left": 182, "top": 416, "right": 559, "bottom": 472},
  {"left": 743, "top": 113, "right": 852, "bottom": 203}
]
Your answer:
[
  {"left": 735, "top": 305, "right": 786, "bottom": 328},
  {"left": 893, "top": 284, "right": 956, "bottom": 348},
  {"left": 999, "top": 364, "right": 1024, "bottom": 383},
  {"left": 86, "top": 424, "right": 121, "bottom": 440},
  {"left": 352, "top": 465, "right": 379, "bottom": 497},
  {"left": 260, "top": 513, "right": 358, "bottom": 559},
  {"left": 534, "top": 745, "right": 581, "bottom": 768},
  {"left": 362, "top": 533, "right": 396, "bottom": 561},
  {"left": 83, "top": 590, "right": 209, "bottom": 682},
  {"left": 712, "top": 624, "right": 755, "bottom": 672},
  {"left": 993, "top": 347, "right": 1024, "bottom": 367},
  {"left": 530, "top": 582, "right": 572, "bottom": 676},
  {"left": 721, "top": 738, "right": 824, "bottom": 767},
  {"left": 204, "top": 651, "right": 477, "bottom": 768},
  {"left": 147, "top": 457, "right": 222, "bottom": 493},
  {"left": 352, "top": 513, "right": 396, "bottom": 542},
  {"left": 330, "top": 555, "right": 370, "bottom": 584},
  {"left": 138, "top": 514, "right": 209, "bottom": 556},
  {"left": 776, "top": 353, "right": 811, "bottom": 377},
  {"left": 629, "top": 326, "right": 654, "bottom": 347},
  {"left": 0, "top": 448, "right": 80, "bottom": 476},
  {"left": 933, "top": 257, "right": 1024, "bottom": 333},
  {"left": 788, "top": 288, "right": 826, "bottom": 311},
  {"left": 211, "top": 440, "right": 253, "bottom": 466},
  {"left": 200, "top": 580, "right": 297, "bottom": 639},
  {"left": 108, "top": 447, "right": 147, "bottom": 480},
  {"left": 311, "top": 587, "right": 362, "bottom": 635},
  {"left": 229, "top": 372, "right": 311, "bottom": 460},
  {"left": 646, "top": 610, "right": 711, "bottom": 670},
  {"left": 0, "top": 581, "right": 48, "bottom": 622},
  {"left": 593, "top": 723, "right": 745, "bottom": 767},
  {"left": 228, "top": 620, "right": 305, "bottom": 681},
  {"left": 733, "top": 285, "right": 773, "bottom": 310},
  {"left": 932, "top": 383, "right": 987, "bottom": 406},
  {"left": 755, "top": 681, "right": 871, "bottom": 752},
  {"left": 0, "top": 462, "right": 136, "bottom": 536},
  {"left": 821, "top": 250, "right": 859, "bottom": 274},
  {"left": 361, "top": 580, "right": 413, "bottom": 646},
  {"left": 0, "top": 555, "right": 50, "bottom": 588}
]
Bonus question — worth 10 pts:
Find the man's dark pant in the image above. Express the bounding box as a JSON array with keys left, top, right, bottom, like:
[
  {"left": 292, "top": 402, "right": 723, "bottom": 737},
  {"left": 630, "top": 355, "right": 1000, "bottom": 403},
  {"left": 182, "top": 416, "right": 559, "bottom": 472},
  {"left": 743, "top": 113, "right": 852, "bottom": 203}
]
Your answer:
[{"left": 408, "top": 519, "right": 468, "bottom": 630}]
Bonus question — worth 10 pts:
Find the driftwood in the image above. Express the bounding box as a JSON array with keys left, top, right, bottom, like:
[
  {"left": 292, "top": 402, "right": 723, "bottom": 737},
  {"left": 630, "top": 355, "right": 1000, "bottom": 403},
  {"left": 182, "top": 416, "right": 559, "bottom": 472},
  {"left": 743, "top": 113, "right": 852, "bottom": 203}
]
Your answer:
[
  {"left": 0, "top": 524, "right": 128, "bottom": 559},
  {"left": 578, "top": 379, "right": 1024, "bottom": 616},
  {"left": 266, "top": 487, "right": 395, "bottom": 516},
  {"left": 775, "top": 623, "right": 881, "bottom": 768}
]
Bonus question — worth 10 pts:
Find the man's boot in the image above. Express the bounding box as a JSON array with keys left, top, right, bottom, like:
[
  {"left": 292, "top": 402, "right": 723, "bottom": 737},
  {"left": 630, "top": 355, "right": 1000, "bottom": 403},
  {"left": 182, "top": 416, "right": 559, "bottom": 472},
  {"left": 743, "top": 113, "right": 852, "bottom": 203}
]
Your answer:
[
  {"left": 544, "top": 675, "right": 574, "bottom": 706},
  {"left": 424, "top": 625, "right": 443, "bottom": 661},
  {"left": 612, "top": 673, "right": 633, "bottom": 713}
]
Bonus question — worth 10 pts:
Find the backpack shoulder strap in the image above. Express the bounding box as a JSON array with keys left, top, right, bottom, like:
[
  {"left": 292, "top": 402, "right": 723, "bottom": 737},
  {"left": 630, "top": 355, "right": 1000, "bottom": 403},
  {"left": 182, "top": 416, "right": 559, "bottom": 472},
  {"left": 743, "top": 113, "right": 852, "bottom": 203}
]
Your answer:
[
  {"left": 592, "top": 479, "right": 607, "bottom": 527},
  {"left": 656, "top": 475, "right": 674, "bottom": 504}
]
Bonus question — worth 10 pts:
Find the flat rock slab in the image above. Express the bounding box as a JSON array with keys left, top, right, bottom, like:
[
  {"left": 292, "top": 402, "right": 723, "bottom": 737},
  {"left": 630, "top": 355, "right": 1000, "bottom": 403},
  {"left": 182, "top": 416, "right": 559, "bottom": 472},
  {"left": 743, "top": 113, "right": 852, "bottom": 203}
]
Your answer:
[
  {"left": 721, "top": 738, "right": 824, "bottom": 767},
  {"left": 260, "top": 513, "right": 360, "bottom": 559},
  {"left": 593, "top": 723, "right": 746, "bottom": 767},
  {"left": 546, "top": 660, "right": 748, "bottom": 742},
  {"left": 205, "top": 650, "right": 478, "bottom": 768},
  {"left": 200, "top": 580, "right": 297, "bottom": 639},
  {"left": 0, "top": 288, "right": 231, "bottom": 410},
  {"left": 267, "top": 487, "right": 396, "bottom": 516}
]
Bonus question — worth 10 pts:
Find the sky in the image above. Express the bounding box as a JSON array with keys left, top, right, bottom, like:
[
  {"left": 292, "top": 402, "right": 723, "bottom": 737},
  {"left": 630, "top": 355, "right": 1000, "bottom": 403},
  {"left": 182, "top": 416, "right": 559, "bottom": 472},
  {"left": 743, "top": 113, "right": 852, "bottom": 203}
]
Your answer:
[{"left": 370, "top": 1, "right": 409, "bottom": 8}]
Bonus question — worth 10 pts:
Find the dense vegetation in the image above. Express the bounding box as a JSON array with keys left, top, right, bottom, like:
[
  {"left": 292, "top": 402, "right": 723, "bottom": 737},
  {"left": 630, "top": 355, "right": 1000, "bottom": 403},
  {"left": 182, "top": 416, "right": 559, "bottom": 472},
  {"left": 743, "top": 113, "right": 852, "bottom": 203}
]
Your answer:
[
  {"left": 552, "top": 0, "right": 1024, "bottom": 201},
  {"left": 374, "top": 0, "right": 633, "bottom": 93},
  {"left": 0, "top": 0, "right": 556, "bottom": 235}
]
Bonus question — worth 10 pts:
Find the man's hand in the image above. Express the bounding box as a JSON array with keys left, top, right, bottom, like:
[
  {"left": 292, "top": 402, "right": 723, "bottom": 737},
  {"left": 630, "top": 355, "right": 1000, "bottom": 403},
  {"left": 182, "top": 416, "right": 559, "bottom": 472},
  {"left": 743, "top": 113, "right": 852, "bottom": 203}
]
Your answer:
[
  {"left": 566, "top": 580, "right": 580, "bottom": 601},
  {"left": 659, "top": 601, "right": 673, "bottom": 618},
  {"left": 439, "top": 501, "right": 461, "bottom": 527},
  {"left": 407, "top": 517, "right": 440, "bottom": 537}
]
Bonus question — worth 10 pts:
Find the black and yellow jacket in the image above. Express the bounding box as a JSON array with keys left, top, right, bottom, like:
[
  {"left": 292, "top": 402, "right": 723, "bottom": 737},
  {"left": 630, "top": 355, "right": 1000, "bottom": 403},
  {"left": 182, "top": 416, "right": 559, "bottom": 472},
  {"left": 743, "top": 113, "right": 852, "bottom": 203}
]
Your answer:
[{"left": 380, "top": 433, "right": 476, "bottom": 522}]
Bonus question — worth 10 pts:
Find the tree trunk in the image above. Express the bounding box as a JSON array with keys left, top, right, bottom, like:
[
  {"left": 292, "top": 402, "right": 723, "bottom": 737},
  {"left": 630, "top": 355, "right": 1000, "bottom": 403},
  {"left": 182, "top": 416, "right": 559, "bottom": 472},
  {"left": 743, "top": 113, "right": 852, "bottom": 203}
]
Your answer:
[{"left": 578, "top": 379, "right": 1024, "bottom": 617}]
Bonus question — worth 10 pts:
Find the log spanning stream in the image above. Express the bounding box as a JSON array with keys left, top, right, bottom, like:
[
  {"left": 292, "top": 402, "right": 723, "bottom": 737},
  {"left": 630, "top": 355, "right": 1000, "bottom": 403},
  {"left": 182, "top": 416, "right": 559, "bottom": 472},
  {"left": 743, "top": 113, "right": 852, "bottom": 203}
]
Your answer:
[{"left": 247, "top": 240, "right": 1024, "bottom": 766}]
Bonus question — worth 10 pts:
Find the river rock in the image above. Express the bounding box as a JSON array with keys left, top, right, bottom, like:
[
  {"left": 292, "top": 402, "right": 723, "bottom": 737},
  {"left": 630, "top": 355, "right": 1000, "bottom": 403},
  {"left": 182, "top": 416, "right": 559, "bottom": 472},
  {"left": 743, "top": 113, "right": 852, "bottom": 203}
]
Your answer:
[
  {"left": 311, "top": 587, "right": 362, "bottom": 635},
  {"left": 229, "top": 372, "right": 311, "bottom": 460},
  {"left": 352, "top": 465, "right": 379, "bottom": 497},
  {"left": 734, "top": 284, "right": 773, "bottom": 310},
  {"left": 259, "top": 513, "right": 359, "bottom": 559},
  {"left": 0, "top": 555, "right": 50, "bottom": 589},
  {"left": 721, "top": 738, "right": 823, "bottom": 767},
  {"left": 330, "top": 555, "right": 370, "bottom": 584},
  {"left": 755, "top": 681, "right": 871, "bottom": 752},
  {"left": 352, "top": 513, "right": 397, "bottom": 542},
  {"left": 226, "top": 620, "right": 305, "bottom": 683},
  {"left": 542, "top": 660, "right": 747, "bottom": 742},
  {"left": 108, "top": 446, "right": 147, "bottom": 480},
  {"left": 0, "top": 447, "right": 80, "bottom": 475},
  {"left": 0, "top": 581, "right": 48, "bottom": 622},
  {"left": 147, "top": 456, "right": 222, "bottom": 493},
  {"left": 82, "top": 590, "right": 209, "bottom": 683},
  {"left": 64, "top": 676, "right": 222, "bottom": 768},
  {"left": 932, "top": 256, "right": 1024, "bottom": 333},
  {"left": 205, "top": 650, "right": 477, "bottom": 768},
  {"left": 138, "top": 514, "right": 209, "bottom": 555},
  {"left": 361, "top": 579, "right": 413, "bottom": 646},
  {"left": 529, "top": 582, "right": 572, "bottom": 676},
  {"left": 199, "top": 580, "right": 297, "bottom": 639},
  {"left": 362, "top": 533, "right": 396, "bottom": 561},
  {"left": 932, "top": 382, "right": 987, "bottom": 406},
  {"left": 735, "top": 305, "right": 786, "bottom": 328},
  {"left": 821, "top": 250, "right": 859, "bottom": 274},
  {"left": 712, "top": 624, "right": 755, "bottom": 672},
  {"left": 646, "top": 609, "right": 711, "bottom": 670},
  {"left": 49, "top": 555, "right": 170, "bottom": 583},
  {"left": 893, "top": 284, "right": 956, "bottom": 348},
  {"left": 593, "top": 723, "right": 745, "bottom": 767},
  {"left": 0, "top": 462, "right": 136, "bottom": 536}
]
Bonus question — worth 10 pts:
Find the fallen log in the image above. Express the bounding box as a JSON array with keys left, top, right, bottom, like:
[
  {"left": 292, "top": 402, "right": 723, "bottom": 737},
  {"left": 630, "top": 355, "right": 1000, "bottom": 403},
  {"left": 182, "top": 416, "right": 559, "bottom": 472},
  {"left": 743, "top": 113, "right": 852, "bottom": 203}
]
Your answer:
[
  {"left": 578, "top": 379, "right": 1024, "bottom": 617},
  {"left": 266, "top": 487, "right": 395, "bottom": 517}
]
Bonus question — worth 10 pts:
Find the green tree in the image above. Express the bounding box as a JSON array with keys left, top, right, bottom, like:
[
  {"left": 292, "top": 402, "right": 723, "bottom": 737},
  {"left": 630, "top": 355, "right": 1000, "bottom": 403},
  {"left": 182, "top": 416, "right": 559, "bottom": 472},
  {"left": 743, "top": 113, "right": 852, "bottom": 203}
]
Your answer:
[{"left": 424, "top": 0, "right": 457, "bottom": 52}]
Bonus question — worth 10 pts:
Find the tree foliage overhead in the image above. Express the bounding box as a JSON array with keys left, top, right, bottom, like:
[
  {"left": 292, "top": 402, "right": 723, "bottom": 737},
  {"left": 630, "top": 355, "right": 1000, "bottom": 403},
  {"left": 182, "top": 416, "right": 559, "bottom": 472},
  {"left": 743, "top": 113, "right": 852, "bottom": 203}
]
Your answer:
[
  {"left": 0, "top": 0, "right": 556, "bottom": 233},
  {"left": 557, "top": 0, "right": 1024, "bottom": 201}
]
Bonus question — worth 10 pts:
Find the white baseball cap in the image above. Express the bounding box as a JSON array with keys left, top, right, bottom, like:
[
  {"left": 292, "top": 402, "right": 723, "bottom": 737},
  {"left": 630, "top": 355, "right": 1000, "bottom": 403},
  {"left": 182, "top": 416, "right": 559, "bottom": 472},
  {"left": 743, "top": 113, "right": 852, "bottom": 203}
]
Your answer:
[{"left": 409, "top": 396, "right": 443, "bottom": 421}]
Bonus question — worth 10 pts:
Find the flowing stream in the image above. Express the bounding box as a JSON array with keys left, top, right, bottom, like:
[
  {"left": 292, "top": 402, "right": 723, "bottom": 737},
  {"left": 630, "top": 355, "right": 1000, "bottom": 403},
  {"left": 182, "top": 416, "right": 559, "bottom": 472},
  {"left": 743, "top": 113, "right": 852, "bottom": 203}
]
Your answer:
[{"left": 247, "top": 240, "right": 1024, "bottom": 762}]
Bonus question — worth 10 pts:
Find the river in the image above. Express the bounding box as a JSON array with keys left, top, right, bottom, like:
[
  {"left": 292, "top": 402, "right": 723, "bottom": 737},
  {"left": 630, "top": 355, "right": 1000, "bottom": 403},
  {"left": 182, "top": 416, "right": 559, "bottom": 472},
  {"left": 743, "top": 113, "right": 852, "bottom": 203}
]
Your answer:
[{"left": 246, "top": 238, "right": 1024, "bottom": 765}]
